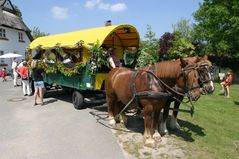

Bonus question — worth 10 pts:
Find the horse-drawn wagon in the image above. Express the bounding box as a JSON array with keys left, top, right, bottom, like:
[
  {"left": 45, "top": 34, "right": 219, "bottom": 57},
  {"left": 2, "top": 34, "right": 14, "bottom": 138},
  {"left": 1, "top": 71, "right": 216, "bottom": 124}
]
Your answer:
[{"left": 28, "top": 24, "right": 140, "bottom": 109}]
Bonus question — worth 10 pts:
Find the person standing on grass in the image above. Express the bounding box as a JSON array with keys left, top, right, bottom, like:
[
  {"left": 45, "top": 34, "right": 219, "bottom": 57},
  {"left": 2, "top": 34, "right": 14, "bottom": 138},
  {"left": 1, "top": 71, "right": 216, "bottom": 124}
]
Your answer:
[
  {"left": 220, "top": 71, "right": 233, "bottom": 98},
  {"left": 31, "top": 60, "right": 45, "bottom": 106},
  {"left": 17, "top": 61, "right": 31, "bottom": 96},
  {"left": 1, "top": 67, "right": 7, "bottom": 82}
]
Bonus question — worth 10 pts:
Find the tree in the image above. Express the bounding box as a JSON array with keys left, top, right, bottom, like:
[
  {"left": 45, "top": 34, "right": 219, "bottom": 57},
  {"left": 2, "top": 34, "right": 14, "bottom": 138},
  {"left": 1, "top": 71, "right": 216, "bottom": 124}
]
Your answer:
[
  {"left": 137, "top": 25, "right": 159, "bottom": 67},
  {"left": 168, "top": 32, "right": 196, "bottom": 59},
  {"left": 172, "top": 18, "right": 193, "bottom": 40},
  {"left": 31, "top": 27, "right": 49, "bottom": 39},
  {"left": 167, "top": 19, "right": 196, "bottom": 59},
  {"left": 158, "top": 32, "right": 174, "bottom": 60},
  {"left": 194, "top": 0, "right": 239, "bottom": 59}
]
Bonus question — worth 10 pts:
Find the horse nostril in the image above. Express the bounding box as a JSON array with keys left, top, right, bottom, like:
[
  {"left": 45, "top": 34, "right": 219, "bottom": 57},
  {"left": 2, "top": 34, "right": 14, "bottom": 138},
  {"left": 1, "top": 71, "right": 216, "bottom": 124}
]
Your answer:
[{"left": 209, "top": 87, "right": 214, "bottom": 94}]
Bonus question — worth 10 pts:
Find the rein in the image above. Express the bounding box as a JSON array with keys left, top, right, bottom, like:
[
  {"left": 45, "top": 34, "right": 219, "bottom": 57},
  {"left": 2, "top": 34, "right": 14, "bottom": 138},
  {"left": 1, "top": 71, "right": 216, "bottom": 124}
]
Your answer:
[
  {"left": 116, "top": 67, "right": 198, "bottom": 118},
  {"left": 145, "top": 70, "right": 195, "bottom": 116},
  {"left": 151, "top": 63, "right": 200, "bottom": 116}
]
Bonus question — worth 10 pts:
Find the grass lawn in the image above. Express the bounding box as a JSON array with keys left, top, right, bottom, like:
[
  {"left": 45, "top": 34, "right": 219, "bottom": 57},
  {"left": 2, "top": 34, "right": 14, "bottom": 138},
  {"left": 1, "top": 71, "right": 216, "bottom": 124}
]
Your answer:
[{"left": 174, "top": 83, "right": 239, "bottom": 158}]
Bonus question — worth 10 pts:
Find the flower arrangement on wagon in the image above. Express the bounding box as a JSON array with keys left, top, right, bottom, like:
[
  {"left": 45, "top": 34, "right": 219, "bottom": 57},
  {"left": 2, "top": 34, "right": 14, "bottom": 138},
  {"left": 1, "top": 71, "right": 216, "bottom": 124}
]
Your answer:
[
  {"left": 32, "top": 41, "right": 109, "bottom": 76},
  {"left": 57, "top": 62, "right": 84, "bottom": 76},
  {"left": 38, "top": 61, "right": 84, "bottom": 76}
]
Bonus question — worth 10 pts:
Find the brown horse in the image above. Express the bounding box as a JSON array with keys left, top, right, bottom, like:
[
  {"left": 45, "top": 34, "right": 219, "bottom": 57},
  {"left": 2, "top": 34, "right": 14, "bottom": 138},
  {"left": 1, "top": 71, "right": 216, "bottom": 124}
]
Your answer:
[
  {"left": 159, "top": 56, "right": 214, "bottom": 134},
  {"left": 105, "top": 58, "right": 201, "bottom": 146}
]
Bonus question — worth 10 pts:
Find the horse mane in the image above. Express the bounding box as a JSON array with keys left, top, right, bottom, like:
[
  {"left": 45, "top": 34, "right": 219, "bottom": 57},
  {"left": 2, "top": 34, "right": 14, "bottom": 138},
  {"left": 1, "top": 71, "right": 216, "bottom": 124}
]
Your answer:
[{"left": 154, "top": 60, "right": 181, "bottom": 78}]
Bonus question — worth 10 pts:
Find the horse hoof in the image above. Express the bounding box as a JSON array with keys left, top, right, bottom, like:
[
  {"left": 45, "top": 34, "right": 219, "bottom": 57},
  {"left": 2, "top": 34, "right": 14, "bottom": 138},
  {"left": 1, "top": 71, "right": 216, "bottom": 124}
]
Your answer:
[
  {"left": 160, "top": 129, "right": 168, "bottom": 136},
  {"left": 160, "top": 131, "right": 169, "bottom": 136},
  {"left": 175, "top": 123, "right": 181, "bottom": 130},
  {"left": 144, "top": 138, "right": 155, "bottom": 147},
  {"left": 170, "top": 117, "right": 181, "bottom": 130},
  {"left": 153, "top": 133, "right": 161, "bottom": 142},
  {"left": 120, "top": 116, "right": 127, "bottom": 125},
  {"left": 170, "top": 122, "right": 181, "bottom": 130},
  {"left": 109, "top": 118, "right": 116, "bottom": 126}
]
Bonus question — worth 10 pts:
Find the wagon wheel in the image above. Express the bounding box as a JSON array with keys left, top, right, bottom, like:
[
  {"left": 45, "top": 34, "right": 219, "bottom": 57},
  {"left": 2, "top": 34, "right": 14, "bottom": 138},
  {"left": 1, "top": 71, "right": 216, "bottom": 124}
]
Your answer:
[{"left": 72, "top": 91, "right": 84, "bottom": 109}]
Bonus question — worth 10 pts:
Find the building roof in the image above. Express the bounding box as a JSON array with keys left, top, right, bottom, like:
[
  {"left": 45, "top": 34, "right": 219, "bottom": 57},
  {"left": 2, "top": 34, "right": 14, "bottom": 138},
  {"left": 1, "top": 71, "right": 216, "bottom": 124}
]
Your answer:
[
  {"left": 0, "top": 0, "right": 6, "bottom": 6},
  {"left": 0, "top": 8, "right": 30, "bottom": 32}
]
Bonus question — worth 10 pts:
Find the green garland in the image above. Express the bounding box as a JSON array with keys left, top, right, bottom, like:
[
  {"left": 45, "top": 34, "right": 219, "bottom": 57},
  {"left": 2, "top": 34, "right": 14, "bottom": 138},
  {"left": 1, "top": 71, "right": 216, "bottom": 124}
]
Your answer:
[
  {"left": 39, "top": 61, "right": 85, "bottom": 76},
  {"left": 40, "top": 62, "right": 58, "bottom": 74},
  {"left": 57, "top": 62, "right": 84, "bottom": 76},
  {"left": 32, "top": 41, "right": 108, "bottom": 76}
]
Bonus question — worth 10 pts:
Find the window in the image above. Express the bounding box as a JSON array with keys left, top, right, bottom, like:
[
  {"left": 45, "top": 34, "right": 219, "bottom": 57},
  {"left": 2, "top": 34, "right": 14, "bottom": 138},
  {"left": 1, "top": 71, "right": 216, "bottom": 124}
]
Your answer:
[
  {"left": 18, "top": 32, "right": 24, "bottom": 41},
  {"left": 0, "top": 51, "right": 4, "bottom": 63},
  {"left": 0, "top": 28, "right": 6, "bottom": 38}
]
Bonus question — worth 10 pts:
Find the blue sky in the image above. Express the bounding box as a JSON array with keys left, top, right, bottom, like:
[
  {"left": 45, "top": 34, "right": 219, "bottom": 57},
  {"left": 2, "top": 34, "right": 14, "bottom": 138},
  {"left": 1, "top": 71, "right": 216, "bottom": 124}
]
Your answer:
[{"left": 12, "top": 0, "right": 203, "bottom": 39}]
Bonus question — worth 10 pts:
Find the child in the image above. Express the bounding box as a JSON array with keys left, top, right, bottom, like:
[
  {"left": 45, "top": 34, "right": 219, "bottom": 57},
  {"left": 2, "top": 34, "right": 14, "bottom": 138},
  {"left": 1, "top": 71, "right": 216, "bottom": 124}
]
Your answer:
[
  {"left": 1, "top": 67, "right": 7, "bottom": 82},
  {"left": 220, "top": 71, "right": 233, "bottom": 97}
]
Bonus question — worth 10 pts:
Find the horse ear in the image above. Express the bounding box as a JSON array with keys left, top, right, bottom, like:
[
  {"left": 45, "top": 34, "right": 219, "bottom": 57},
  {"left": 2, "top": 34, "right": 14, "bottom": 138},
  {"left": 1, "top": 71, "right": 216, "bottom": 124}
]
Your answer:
[{"left": 180, "top": 58, "right": 189, "bottom": 67}]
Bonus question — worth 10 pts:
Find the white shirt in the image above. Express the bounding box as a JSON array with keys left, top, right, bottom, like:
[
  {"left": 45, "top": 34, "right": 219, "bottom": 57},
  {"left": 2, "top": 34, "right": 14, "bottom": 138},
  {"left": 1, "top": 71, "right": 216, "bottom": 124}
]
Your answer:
[
  {"left": 63, "top": 58, "right": 71, "bottom": 63},
  {"left": 12, "top": 61, "right": 18, "bottom": 73},
  {"left": 18, "top": 61, "right": 24, "bottom": 68}
]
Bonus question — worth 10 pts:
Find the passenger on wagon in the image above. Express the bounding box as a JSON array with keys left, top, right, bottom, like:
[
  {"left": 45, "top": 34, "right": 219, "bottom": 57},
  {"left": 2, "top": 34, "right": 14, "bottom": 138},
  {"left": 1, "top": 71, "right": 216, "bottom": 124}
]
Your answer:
[
  {"left": 62, "top": 52, "right": 72, "bottom": 63},
  {"left": 107, "top": 48, "right": 121, "bottom": 69},
  {"left": 220, "top": 71, "right": 233, "bottom": 98}
]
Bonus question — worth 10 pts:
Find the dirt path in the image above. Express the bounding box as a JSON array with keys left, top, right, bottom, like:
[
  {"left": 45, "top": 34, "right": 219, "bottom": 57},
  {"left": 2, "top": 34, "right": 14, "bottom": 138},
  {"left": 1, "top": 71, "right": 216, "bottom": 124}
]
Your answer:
[{"left": 111, "top": 117, "right": 187, "bottom": 159}]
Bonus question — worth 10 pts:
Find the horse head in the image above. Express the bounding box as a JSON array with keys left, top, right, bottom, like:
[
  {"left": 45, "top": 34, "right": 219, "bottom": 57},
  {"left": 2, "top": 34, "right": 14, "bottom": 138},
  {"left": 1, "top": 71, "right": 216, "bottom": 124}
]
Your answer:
[
  {"left": 195, "top": 56, "right": 215, "bottom": 94},
  {"left": 178, "top": 58, "right": 201, "bottom": 101}
]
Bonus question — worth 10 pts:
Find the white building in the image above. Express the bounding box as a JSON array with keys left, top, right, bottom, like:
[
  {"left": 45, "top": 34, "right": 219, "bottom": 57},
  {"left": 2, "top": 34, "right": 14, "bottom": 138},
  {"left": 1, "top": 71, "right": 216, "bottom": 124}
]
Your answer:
[{"left": 0, "top": 0, "right": 32, "bottom": 72}]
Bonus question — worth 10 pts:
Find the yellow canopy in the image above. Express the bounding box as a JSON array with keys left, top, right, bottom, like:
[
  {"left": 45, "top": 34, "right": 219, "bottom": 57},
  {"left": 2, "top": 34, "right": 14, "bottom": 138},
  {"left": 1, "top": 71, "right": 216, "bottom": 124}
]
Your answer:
[{"left": 29, "top": 24, "right": 140, "bottom": 50}]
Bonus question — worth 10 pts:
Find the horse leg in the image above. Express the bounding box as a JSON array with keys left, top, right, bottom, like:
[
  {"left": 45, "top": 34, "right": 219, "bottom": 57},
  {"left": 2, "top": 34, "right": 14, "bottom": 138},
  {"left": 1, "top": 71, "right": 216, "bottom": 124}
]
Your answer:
[
  {"left": 114, "top": 101, "right": 127, "bottom": 125},
  {"left": 152, "top": 104, "right": 161, "bottom": 142},
  {"left": 160, "top": 99, "right": 171, "bottom": 135},
  {"left": 144, "top": 104, "right": 155, "bottom": 146},
  {"left": 107, "top": 95, "right": 116, "bottom": 126},
  {"left": 170, "top": 96, "right": 184, "bottom": 130}
]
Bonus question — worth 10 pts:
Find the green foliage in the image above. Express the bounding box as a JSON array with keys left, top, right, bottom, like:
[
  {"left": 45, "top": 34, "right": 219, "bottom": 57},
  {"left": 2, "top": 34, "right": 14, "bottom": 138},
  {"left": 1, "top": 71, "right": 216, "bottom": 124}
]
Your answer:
[
  {"left": 168, "top": 32, "right": 196, "bottom": 59},
  {"left": 31, "top": 27, "right": 49, "bottom": 39},
  {"left": 172, "top": 18, "right": 193, "bottom": 40},
  {"left": 194, "top": 0, "right": 239, "bottom": 59},
  {"left": 138, "top": 25, "right": 159, "bottom": 66},
  {"left": 168, "top": 19, "right": 196, "bottom": 59},
  {"left": 136, "top": 48, "right": 157, "bottom": 67},
  {"left": 88, "top": 40, "right": 108, "bottom": 75}
]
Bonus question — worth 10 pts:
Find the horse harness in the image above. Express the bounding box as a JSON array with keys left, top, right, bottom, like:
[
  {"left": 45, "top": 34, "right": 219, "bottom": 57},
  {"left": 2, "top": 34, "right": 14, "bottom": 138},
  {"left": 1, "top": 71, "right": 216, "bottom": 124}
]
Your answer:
[
  {"left": 116, "top": 69, "right": 171, "bottom": 118},
  {"left": 117, "top": 63, "right": 202, "bottom": 118},
  {"left": 155, "top": 64, "right": 201, "bottom": 116}
]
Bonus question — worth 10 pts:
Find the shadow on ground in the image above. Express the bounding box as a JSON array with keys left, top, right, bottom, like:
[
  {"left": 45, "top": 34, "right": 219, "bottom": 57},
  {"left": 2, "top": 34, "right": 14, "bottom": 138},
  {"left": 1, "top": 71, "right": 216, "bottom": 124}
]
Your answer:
[
  {"left": 43, "top": 89, "right": 72, "bottom": 104},
  {"left": 43, "top": 89, "right": 206, "bottom": 142},
  {"left": 169, "top": 118, "right": 205, "bottom": 142},
  {"left": 233, "top": 101, "right": 239, "bottom": 106}
]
